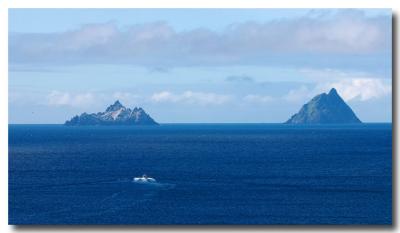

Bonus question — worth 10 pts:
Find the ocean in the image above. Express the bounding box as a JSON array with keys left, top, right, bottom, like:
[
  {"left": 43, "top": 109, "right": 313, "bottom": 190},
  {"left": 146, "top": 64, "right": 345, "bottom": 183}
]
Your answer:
[{"left": 8, "top": 124, "right": 392, "bottom": 224}]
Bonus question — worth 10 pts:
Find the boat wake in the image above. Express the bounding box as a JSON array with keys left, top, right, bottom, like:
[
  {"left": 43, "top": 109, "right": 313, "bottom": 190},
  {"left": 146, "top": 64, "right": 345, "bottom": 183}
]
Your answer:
[
  {"left": 133, "top": 174, "right": 156, "bottom": 183},
  {"left": 131, "top": 174, "right": 175, "bottom": 189}
]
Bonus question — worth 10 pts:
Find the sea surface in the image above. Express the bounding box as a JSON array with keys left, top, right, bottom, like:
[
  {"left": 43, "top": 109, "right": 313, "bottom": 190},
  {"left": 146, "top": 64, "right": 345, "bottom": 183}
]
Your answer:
[{"left": 9, "top": 124, "right": 392, "bottom": 224}]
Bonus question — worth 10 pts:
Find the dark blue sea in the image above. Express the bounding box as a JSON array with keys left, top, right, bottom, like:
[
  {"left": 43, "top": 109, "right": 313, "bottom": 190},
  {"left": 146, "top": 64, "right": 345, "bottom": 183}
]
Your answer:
[{"left": 9, "top": 124, "right": 392, "bottom": 224}]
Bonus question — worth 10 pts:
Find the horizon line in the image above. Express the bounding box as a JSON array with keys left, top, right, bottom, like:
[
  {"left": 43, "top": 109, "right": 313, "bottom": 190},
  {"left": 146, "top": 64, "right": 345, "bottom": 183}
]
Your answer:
[{"left": 8, "top": 122, "right": 393, "bottom": 125}]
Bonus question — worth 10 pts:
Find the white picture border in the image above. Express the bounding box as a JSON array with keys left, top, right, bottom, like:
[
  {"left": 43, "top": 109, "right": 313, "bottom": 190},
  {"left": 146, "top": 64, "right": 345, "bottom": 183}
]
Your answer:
[{"left": 1, "top": 0, "right": 397, "bottom": 232}]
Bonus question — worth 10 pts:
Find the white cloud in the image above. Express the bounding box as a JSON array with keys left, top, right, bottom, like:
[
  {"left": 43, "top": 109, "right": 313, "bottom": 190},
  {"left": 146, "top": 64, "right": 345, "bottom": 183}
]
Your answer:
[
  {"left": 318, "top": 78, "right": 391, "bottom": 101},
  {"left": 243, "top": 94, "right": 274, "bottom": 103},
  {"left": 9, "top": 10, "right": 390, "bottom": 66},
  {"left": 63, "top": 22, "right": 118, "bottom": 50},
  {"left": 284, "top": 78, "right": 391, "bottom": 103},
  {"left": 290, "top": 11, "right": 386, "bottom": 53},
  {"left": 47, "top": 91, "right": 95, "bottom": 107},
  {"left": 224, "top": 10, "right": 389, "bottom": 54},
  {"left": 151, "top": 91, "right": 178, "bottom": 103},
  {"left": 150, "top": 91, "right": 231, "bottom": 105},
  {"left": 297, "top": 68, "right": 392, "bottom": 101},
  {"left": 46, "top": 90, "right": 231, "bottom": 108},
  {"left": 283, "top": 85, "right": 312, "bottom": 103}
]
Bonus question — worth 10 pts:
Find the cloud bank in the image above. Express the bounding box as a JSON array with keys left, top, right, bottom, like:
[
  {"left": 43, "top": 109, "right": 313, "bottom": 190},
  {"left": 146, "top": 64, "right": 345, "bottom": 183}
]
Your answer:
[
  {"left": 321, "top": 78, "right": 392, "bottom": 101},
  {"left": 9, "top": 10, "right": 391, "bottom": 67},
  {"left": 284, "top": 78, "right": 391, "bottom": 103},
  {"left": 150, "top": 91, "right": 232, "bottom": 105},
  {"left": 47, "top": 91, "right": 95, "bottom": 107},
  {"left": 45, "top": 76, "right": 390, "bottom": 110}
]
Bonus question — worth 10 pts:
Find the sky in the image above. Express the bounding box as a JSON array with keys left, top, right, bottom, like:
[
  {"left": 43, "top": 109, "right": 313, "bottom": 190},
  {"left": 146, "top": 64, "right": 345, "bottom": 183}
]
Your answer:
[{"left": 8, "top": 8, "right": 392, "bottom": 123}]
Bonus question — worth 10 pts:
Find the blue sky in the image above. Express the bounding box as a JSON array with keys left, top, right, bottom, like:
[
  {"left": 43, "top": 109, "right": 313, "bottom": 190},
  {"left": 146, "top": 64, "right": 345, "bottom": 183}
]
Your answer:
[{"left": 9, "top": 9, "right": 392, "bottom": 123}]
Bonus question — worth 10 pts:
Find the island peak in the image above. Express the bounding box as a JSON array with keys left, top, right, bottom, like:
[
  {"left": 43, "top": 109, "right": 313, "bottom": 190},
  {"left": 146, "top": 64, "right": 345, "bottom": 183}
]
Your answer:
[
  {"left": 328, "top": 88, "right": 338, "bottom": 95},
  {"left": 65, "top": 101, "right": 158, "bottom": 126},
  {"left": 105, "top": 100, "right": 125, "bottom": 112},
  {"left": 285, "top": 88, "right": 362, "bottom": 124}
]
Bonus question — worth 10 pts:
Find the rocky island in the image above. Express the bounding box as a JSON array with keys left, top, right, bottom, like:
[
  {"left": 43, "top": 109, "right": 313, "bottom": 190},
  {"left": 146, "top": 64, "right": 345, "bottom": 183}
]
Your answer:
[
  {"left": 65, "top": 100, "right": 158, "bottom": 126},
  {"left": 285, "top": 88, "right": 362, "bottom": 124}
]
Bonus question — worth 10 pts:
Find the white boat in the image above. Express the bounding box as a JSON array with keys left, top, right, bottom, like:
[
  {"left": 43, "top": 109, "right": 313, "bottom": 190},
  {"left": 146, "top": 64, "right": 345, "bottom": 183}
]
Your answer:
[{"left": 133, "top": 174, "right": 156, "bottom": 183}]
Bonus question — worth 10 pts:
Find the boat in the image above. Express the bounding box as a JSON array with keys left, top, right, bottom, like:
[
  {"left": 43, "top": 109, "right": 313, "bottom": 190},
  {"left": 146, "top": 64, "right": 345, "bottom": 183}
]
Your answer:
[{"left": 133, "top": 174, "right": 156, "bottom": 183}]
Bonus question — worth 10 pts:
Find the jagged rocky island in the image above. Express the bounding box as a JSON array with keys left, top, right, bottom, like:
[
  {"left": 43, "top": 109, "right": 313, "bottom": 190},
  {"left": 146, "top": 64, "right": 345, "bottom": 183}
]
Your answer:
[
  {"left": 286, "top": 88, "right": 362, "bottom": 124},
  {"left": 65, "top": 101, "right": 158, "bottom": 126}
]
